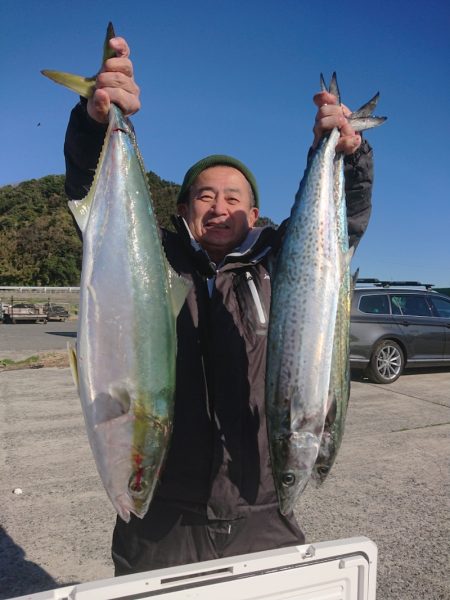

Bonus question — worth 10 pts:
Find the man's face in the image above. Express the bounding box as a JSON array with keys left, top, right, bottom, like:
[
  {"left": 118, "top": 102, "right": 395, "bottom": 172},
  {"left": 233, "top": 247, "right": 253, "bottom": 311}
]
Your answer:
[{"left": 178, "top": 166, "right": 259, "bottom": 263}]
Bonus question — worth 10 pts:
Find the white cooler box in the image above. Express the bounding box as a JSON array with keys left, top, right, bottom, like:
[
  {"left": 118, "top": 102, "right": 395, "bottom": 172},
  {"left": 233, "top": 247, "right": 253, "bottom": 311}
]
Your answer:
[{"left": 10, "top": 536, "right": 377, "bottom": 600}]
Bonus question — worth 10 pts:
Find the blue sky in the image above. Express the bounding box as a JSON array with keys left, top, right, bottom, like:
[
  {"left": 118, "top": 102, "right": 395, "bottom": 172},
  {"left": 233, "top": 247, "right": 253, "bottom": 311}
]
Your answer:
[{"left": 2, "top": 0, "right": 449, "bottom": 286}]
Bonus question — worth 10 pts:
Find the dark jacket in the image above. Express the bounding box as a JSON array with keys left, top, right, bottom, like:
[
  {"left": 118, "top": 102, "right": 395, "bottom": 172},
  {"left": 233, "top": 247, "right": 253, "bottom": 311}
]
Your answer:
[{"left": 64, "top": 101, "right": 374, "bottom": 522}]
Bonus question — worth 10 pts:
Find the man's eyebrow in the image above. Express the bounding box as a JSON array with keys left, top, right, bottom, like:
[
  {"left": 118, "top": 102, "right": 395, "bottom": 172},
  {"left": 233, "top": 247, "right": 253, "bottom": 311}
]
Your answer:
[
  {"left": 192, "top": 186, "right": 243, "bottom": 195},
  {"left": 192, "top": 186, "right": 216, "bottom": 194}
]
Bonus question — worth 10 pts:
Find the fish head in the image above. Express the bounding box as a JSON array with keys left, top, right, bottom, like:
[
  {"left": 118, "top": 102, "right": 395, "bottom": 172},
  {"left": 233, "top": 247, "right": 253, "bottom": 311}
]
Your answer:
[
  {"left": 311, "top": 429, "right": 335, "bottom": 485},
  {"left": 272, "top": 431, "right": 321, "bottom": 515}
]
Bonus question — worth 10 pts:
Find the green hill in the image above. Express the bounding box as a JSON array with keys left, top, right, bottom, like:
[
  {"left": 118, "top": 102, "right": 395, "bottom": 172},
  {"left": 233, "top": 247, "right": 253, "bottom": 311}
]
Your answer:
[{"left": 0, "top": 173, "right": 275, "bottom": 286}]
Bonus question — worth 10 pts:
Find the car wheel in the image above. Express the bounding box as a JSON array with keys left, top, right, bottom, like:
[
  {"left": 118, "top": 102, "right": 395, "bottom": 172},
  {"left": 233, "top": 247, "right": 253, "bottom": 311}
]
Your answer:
[{"left": 367, "top": 339, "right": 404, "bottom": 384}]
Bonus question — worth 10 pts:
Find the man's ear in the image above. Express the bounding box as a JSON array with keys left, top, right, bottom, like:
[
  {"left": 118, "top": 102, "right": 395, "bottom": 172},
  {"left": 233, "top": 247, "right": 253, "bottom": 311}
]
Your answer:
[
  {"left": 177, "top": 203, "right": 188, "bottom": 218},
  {"left": 248, "top": 207, "right": 259, "bottom": 227}
]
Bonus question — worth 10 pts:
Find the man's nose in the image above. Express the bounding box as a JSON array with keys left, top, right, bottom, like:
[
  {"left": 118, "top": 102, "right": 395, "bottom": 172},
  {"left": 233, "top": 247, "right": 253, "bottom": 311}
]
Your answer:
[{"left": 210, "top": 195, "right": 227, "bottom": 214}]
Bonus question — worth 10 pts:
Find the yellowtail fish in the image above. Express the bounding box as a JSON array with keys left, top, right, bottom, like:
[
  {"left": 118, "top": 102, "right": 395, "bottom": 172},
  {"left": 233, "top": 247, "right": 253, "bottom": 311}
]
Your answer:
[{"left": 42, "top": 23, "right": 190, "bottom": 522}]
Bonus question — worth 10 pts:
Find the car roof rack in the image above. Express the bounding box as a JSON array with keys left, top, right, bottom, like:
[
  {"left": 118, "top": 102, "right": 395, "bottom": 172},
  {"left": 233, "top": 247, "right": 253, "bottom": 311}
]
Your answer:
[{"left": 356, "top": 279, "right": 434, "bottom": 290}]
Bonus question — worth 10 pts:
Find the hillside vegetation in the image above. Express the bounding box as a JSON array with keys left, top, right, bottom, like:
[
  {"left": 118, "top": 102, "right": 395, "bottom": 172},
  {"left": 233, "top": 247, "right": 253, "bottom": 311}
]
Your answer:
[{"left": 0, "top": 173, "right": 275, "bottom": 286}]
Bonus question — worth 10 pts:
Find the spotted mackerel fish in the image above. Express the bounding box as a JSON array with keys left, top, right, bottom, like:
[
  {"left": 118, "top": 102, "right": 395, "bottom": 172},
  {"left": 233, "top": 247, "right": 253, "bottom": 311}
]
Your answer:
[
  {"left": 266, "top": 73, "right": 386, "bottom": 515},
  {"left": 42, "top": 24, "right": 190, "bottom": 522}
]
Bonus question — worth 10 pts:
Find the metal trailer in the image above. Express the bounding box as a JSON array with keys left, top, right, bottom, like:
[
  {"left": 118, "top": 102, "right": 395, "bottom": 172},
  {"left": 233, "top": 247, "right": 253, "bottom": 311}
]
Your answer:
[
  {"left": 2, "top": 302, "right": 47, "bottom": 324},
  {"left": 8, "top": 537, "right": 377, "bottom": 600}
]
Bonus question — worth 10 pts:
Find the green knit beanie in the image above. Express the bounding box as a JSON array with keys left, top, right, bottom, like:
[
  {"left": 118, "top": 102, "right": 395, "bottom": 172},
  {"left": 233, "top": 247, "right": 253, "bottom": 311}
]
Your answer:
[{"left": 177, "top": 154, "right": 259, "bottom": 208}]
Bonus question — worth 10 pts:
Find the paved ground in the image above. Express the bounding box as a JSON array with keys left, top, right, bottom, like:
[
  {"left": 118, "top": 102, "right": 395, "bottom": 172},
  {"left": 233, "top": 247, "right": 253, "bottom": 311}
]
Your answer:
[
  {"left": 0, "top": 320, "right": 77, "bottom": 361},
  {"left": 0, "top": 323, "right": 449, "bottom": 599}
]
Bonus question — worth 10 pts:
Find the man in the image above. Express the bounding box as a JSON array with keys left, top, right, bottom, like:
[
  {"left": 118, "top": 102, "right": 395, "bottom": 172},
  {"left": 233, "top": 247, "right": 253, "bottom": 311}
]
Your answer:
[{"left": 64, "top": 36, "right": 373, "bottom": 575}]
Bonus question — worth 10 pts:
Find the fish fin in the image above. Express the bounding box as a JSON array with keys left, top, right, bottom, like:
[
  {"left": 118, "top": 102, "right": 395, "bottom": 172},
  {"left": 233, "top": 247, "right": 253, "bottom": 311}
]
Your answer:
[
  {"left": 67, "top": 342, "right": 79, "bottom": 391},
  {"left": 351, "top": 92, "right": 380, "bottom": 118},
  {"left": 328, "top": 72, "right": 340, "bottom": 104},
  {"left": 344, "top": 245, "right": 355, "bottom": 271},
  {"left": 103, "top": 22, "right": 116, "bottom": 62},
  {"left": 167, "top": 266, "right": 192, "bottom": 317},
  {"left": 320, "top": 72, "right": 340, "bottom": 104},
  {"left": 97, "top": 385, "right": 132, "bottom": 419},
  {"left": 67, "top": 100, "right": 116, "bottom": 232},
  {"left": 266, "top": 252, "right": 278, "bottom": 279},
  {"left": 68, "top": 189, "right": 95, "bottom": 234},
  {"left": 41, "top": 22, "right": 116, "bottom": 97},
  {"left": 40, "top": 70, "right": 96, "bottom": 98},
  {"left": 347, "top": 90, "right": 387, "bottom": 132},
  {"left": 348, "top": 115, "right": 387, "bottom": 132}
]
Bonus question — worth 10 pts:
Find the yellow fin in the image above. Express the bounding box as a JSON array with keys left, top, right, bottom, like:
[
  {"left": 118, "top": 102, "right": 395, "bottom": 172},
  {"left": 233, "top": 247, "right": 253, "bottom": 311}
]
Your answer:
[
  {"left": 67, "top": 104, "right": 115, "bottom": 231},
  {"left": 41, "top": 70, "right": 96, "bottom": 98},
  {"left": 68, "top": 192, "right": 94, "bottom": 233},
  {"left": 103, "top": 22, "right": 117, "bottom": 62},
  {"left": 167, "top": 265, "right": 192, "bottom": 317},
  {"left": 41, "top": 22, "right": 117, "bottom": 98},
  {"left": 67, "top": 342, "right": 79, "bottom": 392}
]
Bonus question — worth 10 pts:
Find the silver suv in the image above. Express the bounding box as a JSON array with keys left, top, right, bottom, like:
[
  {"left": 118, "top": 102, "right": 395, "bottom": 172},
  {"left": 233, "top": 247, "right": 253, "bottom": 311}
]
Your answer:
[{"left": 350, "top": 280, "right": 450, "bottom": 383}]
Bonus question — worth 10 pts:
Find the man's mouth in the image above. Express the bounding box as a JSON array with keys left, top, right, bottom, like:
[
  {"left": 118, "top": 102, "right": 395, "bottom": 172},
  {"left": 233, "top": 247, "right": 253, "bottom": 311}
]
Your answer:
[{"left": 204, "top": 222, "right": 230, "bottom": 230}]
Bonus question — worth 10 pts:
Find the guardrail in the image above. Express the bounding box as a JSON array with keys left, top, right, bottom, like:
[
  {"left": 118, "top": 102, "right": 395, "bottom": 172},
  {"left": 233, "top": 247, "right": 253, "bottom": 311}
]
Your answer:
[{"left": 0, "top": 286, "right": 80, "bottom": 294}]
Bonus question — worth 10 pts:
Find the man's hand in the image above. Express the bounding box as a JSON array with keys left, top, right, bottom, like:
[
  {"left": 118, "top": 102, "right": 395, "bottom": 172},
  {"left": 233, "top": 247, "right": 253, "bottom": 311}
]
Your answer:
[
  {"left": 87, "top": 37, "right": 141, "bottom": 123},
  {"left": 312, "top": 90, "right": 361, "bottom": 155}
]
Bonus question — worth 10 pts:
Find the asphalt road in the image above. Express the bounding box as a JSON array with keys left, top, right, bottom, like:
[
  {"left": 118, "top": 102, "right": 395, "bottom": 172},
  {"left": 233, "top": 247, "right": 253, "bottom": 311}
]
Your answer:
[
  {"left": 0, "top": 322, "right": 449, "bottom": 599},
  {"left": 0, "top": 320, "right": 77, "bottom": 361}
]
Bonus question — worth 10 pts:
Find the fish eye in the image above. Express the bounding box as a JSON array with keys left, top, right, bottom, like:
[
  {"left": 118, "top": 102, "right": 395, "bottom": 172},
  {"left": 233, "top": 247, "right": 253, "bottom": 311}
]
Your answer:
[
  {"left": 129, "top": 475, "right": 149, "bottom": 497},
  {"left": 282, "top": 473, "right": 296, "bottom": 487}
]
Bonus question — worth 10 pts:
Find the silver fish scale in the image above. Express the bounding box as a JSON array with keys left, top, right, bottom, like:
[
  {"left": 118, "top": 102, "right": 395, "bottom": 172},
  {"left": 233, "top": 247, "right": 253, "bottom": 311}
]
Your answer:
[
  {"left": 266, "top": 128, "right": 343, "bottom": 514},
  {"left": 311, "top": 150, "right": 352, "bottom": 483}
]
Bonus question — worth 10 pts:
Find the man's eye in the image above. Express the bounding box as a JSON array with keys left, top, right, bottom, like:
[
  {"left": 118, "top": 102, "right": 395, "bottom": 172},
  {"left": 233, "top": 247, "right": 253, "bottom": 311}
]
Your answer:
[
  {"left": 227, "top": 198, "right": 239, "bottom": 205},
  {"left": 199, "top": 194, "right": 214, "bottom": 201}
]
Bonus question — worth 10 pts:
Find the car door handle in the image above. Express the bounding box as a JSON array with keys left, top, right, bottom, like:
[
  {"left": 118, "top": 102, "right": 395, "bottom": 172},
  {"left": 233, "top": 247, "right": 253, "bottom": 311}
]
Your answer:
[{"left": 400, "top": 320, "right": 410, "bottom": 326}]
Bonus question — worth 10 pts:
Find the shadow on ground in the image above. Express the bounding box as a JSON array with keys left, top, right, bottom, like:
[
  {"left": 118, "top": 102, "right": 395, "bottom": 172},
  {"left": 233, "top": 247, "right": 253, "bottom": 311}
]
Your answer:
[
  {"left": 351, "top": 366, "right": 450, "bottom": 384},
  {"left": 45, "top": 331, "right": 77, "bottom": 338},
  {"left": 0, "top": 526, "right": 75, "bottom": 599}
]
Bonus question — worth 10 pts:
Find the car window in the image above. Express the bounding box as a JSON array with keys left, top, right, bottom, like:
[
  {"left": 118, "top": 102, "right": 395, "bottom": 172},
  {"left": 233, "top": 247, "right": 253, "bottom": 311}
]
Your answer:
[
  {"left": 429, "top": 296, "right": 450, "bottom": 318},
  {"left": 390, "top": 294, "right": 432, "bottom": 317},
  {"left": 358, "top": 294, "right": 390, "bottom": 314},
  {"left": 391, "top": 295, "right": 405, "bottom": 314}
]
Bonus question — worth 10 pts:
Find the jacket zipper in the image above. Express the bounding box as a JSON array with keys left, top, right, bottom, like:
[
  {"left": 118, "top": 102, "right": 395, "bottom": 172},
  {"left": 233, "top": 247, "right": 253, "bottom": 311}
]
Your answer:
[{"left": 245, "top": 271, "right": 266, "bottom": 325}]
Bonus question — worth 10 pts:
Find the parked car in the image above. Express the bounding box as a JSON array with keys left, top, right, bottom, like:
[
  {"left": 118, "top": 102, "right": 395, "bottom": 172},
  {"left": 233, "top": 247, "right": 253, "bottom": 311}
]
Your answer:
[
  {"left": 0, "top": 302, "right": 9, "bottom": 322},
  {"left": 350, "top": 280, "right": 450, "bottom": 383},
  {"left": 44, "top": 303, "right": 70, "bottom": 321}
]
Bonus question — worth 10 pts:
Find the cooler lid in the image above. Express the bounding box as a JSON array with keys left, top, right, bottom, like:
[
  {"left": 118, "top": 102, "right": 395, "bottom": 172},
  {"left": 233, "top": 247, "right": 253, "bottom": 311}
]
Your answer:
[{"left": 10, "top": 536, "right": 377, "bottom": 600}]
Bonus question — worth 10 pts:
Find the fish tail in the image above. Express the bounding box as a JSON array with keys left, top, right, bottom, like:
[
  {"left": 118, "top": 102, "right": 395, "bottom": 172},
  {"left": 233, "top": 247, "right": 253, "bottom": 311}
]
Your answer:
[
  {"left": 40, "top": 71, "right": 96, "bottom": 98},
  {"left": 348, "top": 115, "right": 387, "bottom": 132},
  {"left": 320, "top": 72, "right": 387, "bottom": 132},
  {"left": 351, "top": 92, "right": 380, "bottom": 118},
  {"left": 320, "top": 72, "right": 340, "bottom": 104},
  {"left": 348, "top": 90, "right": 387, "bottom": 131},
  {"left": 103, "top": 22, "right": 117, "bottom": 62},
  {"left": 41, "top": 22, "right": 116, "bottom": 98},
  {"left": 328, "top": 72, "right": 340, "bottom": 103}
]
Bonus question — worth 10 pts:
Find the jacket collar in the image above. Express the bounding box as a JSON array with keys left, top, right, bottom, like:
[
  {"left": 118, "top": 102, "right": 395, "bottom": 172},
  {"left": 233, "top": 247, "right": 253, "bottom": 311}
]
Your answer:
[{"left": 171, "top": 216, "right": 274, "bottom": 274}]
